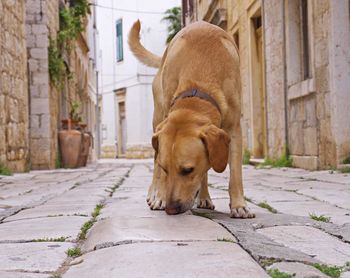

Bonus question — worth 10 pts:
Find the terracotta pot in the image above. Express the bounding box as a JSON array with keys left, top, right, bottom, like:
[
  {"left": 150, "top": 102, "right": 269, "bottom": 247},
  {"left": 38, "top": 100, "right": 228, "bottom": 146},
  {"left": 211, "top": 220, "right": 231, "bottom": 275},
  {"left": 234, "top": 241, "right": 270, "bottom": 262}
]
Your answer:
[
  {"left": 61, "top": 119, "right": 79, "bottom": 130},
  {"left": 58, "top": 120, "right": 82, "bottom": 168},
  {"left": 77, "top": 132, "right": 91, "bottom": 167}
]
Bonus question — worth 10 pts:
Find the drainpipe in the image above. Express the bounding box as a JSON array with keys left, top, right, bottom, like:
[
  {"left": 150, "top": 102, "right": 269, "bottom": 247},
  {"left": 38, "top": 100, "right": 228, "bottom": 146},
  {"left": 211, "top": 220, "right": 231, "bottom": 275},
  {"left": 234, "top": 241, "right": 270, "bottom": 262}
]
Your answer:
[
  {"left": 93, "top": 1, "right": 100, "bottom": 159},
  {"left": 282, "top": 0, "right": 289, "bottom": 154}
]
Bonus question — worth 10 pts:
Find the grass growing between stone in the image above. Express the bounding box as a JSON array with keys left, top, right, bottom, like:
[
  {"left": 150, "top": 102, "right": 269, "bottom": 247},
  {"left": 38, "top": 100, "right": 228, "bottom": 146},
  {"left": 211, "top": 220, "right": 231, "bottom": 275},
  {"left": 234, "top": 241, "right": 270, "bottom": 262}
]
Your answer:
[
  {"left": 0, "top": 162, "right": 12, "bottom": 176},
  {"left": 309, "top": 213, "right": 331, "bottom": 223},
  {"left": 108, "top": 177, "right": 125, "bottom": 197},
  {"left": 260, "top": 155, "right": 293, "bottom": 168},
  {"left": 342, "top": 156, "right": 350, "bottom": 164},
  {"left": 243, "top": 149, "right": 251, "bottom": 165},
  {"left": 32, "top": 236, "right": 67, "bottom": 242},
  {"left": 66, "top": 247, "right": 81, "bottom": 257},
  {"left": 258, "top": 201, "right": 277, "bottom": 213},
  {"left": 338, "top": 167, "right": 350, "bottom": 174},
  {"left": 245, "top": 196, "right": 253, "bottom": 202},
  {"left": 312, "top": 263, "right": 342, "bottom": 278},
  {"left": 217, "top": 238, "right": 235, "bottom": 243},
  {"left": 268, "top": 269, "right": 295, "bottom": 278},
  {"left": 79, "top": 203, "right": 105, "bottom": 240},
  {"left": 259, "top": 147, "right": 293, "bottom": 168}
]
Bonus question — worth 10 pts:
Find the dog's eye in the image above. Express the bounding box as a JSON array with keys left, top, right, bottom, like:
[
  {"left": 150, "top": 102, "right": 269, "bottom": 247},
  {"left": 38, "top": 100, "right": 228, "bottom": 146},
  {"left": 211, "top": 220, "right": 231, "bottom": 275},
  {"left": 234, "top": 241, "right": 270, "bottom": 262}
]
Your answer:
[{"left": 180, "top": 167, "right": 194, "bottom": 176}]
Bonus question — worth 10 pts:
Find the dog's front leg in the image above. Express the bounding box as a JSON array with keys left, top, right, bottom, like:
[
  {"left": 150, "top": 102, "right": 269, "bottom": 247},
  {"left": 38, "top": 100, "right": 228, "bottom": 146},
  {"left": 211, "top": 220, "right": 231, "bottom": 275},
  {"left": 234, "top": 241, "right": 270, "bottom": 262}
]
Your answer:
[
  {"left": 147, "top": 161, "right": 167, "bottom": 210},
  {"left": 228, "top": 124, "right": 255, "bottom": 218},
  {"left": 196, "top": 173, "right": 215, "bottom": 209}
]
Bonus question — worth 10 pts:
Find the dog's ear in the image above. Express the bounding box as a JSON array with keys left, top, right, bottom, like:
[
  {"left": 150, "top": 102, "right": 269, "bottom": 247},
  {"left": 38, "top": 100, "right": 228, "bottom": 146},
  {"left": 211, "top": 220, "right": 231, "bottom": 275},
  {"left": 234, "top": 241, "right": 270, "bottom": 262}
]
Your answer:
[{"left": 200, "top": 125, "right": 230, "bottom": 173}]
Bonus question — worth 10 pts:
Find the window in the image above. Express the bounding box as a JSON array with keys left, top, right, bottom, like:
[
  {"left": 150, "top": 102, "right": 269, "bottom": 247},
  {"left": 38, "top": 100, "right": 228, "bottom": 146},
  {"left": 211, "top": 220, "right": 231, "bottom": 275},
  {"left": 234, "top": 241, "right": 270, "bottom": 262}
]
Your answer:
[
  {"left": 116, "top": 19, "right": 123, "bottom": 62},
  {"left": 301, "top": 0, "right": 310, "bottom": 79}
]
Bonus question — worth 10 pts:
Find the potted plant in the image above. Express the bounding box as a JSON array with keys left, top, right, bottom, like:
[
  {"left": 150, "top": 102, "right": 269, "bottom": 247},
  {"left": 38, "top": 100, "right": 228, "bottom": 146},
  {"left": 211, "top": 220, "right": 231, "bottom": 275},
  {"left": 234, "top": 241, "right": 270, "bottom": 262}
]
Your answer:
[{"left": 58, "top": 101, "right": 83, "bottom": 168}]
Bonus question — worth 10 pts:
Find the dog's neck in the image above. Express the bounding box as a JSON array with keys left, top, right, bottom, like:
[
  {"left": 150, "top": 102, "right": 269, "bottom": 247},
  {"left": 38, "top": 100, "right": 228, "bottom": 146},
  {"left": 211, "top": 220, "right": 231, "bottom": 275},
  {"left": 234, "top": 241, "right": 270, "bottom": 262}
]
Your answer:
[{"left": 169, "top": 97, "right": 222, "bottom": 127}]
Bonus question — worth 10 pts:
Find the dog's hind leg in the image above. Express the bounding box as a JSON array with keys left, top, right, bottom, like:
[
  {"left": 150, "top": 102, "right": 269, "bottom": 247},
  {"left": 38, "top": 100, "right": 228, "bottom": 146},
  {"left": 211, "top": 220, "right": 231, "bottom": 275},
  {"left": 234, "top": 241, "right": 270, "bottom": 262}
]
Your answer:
[{"left": 196, "top": 173, "right": 215, "bottom": 209}]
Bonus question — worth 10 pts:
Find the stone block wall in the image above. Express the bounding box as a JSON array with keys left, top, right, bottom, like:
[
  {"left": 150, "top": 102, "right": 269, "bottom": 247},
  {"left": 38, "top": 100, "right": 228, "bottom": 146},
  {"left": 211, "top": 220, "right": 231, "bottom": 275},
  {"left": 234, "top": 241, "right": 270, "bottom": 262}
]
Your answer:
[
  {"left": 263, "top": 0, "right": 287, "bottom": 159},
  {"left": 0, "top": 1, "right": 29, "bottom": 172},
  {"left": 25, "top": 0, "right": 59, "bottom": 169}
]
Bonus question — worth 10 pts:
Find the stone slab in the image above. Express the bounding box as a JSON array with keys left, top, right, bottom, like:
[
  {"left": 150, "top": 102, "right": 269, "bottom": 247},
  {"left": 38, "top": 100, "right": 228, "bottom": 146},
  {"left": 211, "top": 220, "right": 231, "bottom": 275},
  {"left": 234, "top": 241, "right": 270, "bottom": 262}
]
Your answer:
[
  {"left": 269, "top": 200, "right": 350, "bottom": 225},
  {"left": 245, "top": 187, "right": 312, "bottom": 203},
  {"left": 297, "top": 188, "right": 350, "bottom": 209},
  {"left": 257, "top": 225, "right": 350, "bottom": 266},
  {"left": 0, "top": 216, "right": 87, "bottom": 242},
  {"left": 209, "top": 198, "right": 270, "bottom": 215},
  {"left": 267, "top": 262, "right": 328, "bottom": 278},
  {"left": 4, "top": 204, "right": 94, "bottom": 222},
  {"left": 83, "top": 215, "right": 235, "bottom": 251},
  {"left": 100, "top": 198, "right": 166, "bottom": 219},
  {"left": 341, "top": 272, "right": 350, "bottom": 278},
  {"left": 0, "top": 271, "right": 48, "bottom": 278},
  {"left": 0, "top": 242, "right": 73, "bottom": 272},
  {"left": 65, "top": 242, "right": 268, "bottom": 278}
]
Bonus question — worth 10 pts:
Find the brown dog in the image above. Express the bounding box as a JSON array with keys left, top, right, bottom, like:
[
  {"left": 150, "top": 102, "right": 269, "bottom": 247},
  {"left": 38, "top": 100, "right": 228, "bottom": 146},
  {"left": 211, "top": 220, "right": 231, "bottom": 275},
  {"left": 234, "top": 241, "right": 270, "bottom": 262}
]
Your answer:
[{"left": 128, "top": 20, "right": 254, "bottom": 218}]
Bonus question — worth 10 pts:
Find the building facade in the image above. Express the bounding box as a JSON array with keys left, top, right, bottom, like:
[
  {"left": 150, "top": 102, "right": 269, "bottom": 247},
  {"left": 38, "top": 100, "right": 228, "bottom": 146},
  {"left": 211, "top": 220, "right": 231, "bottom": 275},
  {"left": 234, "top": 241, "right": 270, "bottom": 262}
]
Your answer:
[
  {"left": 183, "top": 0, "right": 350, "bottom": 170},
  {"left": 0, "top": 1, "right": 29, "bottom": 172},
  {"left": 0, "top": 0, "right": 99, "bottom": 172},
  {"left": 97, "top": 0, "right": 180, "bottom": 159}
]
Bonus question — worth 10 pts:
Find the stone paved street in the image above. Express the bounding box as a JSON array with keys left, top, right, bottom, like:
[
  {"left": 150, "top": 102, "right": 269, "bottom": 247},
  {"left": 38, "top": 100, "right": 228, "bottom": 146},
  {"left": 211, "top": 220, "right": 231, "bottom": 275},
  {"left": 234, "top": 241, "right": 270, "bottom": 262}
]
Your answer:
[{"left": 0, "top": 160, "right": 350, "bottom": 277}]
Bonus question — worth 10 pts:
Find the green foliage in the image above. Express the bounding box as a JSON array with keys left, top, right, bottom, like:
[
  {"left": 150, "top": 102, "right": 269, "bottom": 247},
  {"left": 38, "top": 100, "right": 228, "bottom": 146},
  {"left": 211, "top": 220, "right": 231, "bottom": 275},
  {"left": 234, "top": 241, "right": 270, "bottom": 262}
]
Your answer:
[
  {"left": 55, "top": 151, "right": 62, "bottom": 169},
  {"left": 162, "top": 7, "right": 182, "bottom": 43},
  {"left": 312, "top": 263, "right": 342, "bottom": 278},
  {"left": 0, "top": 162, "right": 12, "bottom": 176},
  {"left": 268, "top": 269, "right": 295, "bottom": 278},
  {"left": 261, "top": 147, "right": 292, "bottom": 168},
  {"left": 33, "top": 237, "right": 67, "bottom": 242},
  {"left": 258, "top": 201, "right": 277, "bottom": 213},
  {"left": 342, "top": 156, "right": 350, "bottom": 164},
  {"left": 309, "top": 213, "right": 331, "bottom": 223},
  {"left": 217, "top": 238, "right": 235, "bottom": 243},
  {"left": 50, "top": 275, "right": 61, "bottom": 278},
  {"left": 243, "top": 149, "right": 251, "bottom": 165},
  {"left": 79, "top": 203, "right": 105, "bottom": 240},
  {"left": 66, "top": 247, "right": 82, "bottom": 257},
  {"left": 262, "top": 156, "right": 293, "bottom": 168},
  {"left": 91, "top": 204, "right": 104, "bottom": 218},
  {"left": 338, "top": 167, "right": 350, "bottom": 174},
  {"left": 69, "top": 101, "right": 82, "bottom": 121},
  {"left": 48, "top": 0, "right": 89, "bottom": 88},
  {"left": 48, "top": 38, "right": 66, "bottom": 89}
]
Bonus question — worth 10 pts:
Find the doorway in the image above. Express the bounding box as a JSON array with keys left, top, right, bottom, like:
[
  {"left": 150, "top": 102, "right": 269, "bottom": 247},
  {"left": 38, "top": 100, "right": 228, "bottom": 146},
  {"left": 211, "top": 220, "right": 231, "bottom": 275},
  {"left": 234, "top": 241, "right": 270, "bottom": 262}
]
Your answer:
[
  {"left": 249, "top": 10, "right": 267, "bottom": 158},
  {"left": 116, "top": 90, "right": 127, "bottom": 157}
]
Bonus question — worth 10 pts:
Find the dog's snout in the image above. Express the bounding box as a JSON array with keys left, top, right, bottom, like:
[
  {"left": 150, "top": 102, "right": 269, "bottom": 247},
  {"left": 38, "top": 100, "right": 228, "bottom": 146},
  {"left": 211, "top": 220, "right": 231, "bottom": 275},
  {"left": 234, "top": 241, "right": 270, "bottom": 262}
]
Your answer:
[{"left": 165, "top": 202, "right": 182, "bottom": 215}]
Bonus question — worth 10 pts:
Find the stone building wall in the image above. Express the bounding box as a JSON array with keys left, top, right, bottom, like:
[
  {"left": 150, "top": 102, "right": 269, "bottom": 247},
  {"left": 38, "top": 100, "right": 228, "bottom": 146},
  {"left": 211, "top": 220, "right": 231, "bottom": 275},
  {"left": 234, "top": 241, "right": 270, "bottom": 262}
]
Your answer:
[
  {"left": 263, "top": 0, "right": 287, "bottom": 159},
  {"left": 0, "top": 1, "right": 29, "bottom": 172},
  {"left": 25, "top": 0, "right": 59, "bottom": 170},
  {"left": 227, "top": 0, "right": 254, "bottom": 153},
  {"left": 183, "top": 0, "right": 350, "bottom": 169}
]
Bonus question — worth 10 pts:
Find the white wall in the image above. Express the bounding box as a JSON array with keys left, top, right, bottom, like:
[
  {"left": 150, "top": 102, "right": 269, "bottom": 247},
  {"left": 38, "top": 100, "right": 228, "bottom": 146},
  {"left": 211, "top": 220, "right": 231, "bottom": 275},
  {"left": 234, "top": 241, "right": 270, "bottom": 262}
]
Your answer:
[{"left": 96, "top": 0, "right": 180, "bottom": 156}]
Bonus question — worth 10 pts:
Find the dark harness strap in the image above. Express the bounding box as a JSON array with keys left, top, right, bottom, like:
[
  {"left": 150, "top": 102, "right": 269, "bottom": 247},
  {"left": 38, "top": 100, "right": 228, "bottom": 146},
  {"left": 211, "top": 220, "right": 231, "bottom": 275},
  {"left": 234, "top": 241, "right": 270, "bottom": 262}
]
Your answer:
[{"left": 170, "top": 89, "right": 221, "bottom": 113}]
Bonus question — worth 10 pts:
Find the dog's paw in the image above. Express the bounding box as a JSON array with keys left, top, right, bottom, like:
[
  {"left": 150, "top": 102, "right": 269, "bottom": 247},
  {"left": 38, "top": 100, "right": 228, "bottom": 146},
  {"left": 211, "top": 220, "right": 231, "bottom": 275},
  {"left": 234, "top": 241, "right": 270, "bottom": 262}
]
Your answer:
[
  {"left": 149, "top": 197, "right": 166, "bottom": 210},
  {"left": 146, "top": 187, "right": 155, "bottom": 205},
  {"left": 230, "top": 206, "right": 255, "bottom": 218},
  {"left": 196, "top": 197, "right": 215, "bottom": 210}
]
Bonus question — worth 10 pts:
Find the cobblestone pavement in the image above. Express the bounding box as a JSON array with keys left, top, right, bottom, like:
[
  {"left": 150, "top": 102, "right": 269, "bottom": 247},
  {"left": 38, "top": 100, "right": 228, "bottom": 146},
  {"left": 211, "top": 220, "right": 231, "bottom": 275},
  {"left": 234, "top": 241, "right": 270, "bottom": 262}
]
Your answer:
[{"left": 0, "top": 160, "right": 350, "bottom": 278}]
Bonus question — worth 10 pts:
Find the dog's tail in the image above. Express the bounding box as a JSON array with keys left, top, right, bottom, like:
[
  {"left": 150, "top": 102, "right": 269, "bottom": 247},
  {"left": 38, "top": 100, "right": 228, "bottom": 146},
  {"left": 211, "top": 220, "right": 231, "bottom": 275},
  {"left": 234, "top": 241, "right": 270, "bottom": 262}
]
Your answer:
[{"left": 128, "top": 20, "right": 162, "bottom": 68}]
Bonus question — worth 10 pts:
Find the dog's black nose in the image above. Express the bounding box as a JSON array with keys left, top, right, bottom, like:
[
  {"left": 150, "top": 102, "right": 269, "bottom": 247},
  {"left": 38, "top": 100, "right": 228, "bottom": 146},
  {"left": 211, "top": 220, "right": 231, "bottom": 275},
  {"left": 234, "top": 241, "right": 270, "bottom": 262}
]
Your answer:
[{"left": 165, "top": 202, "right": 182, "bottom": 215}]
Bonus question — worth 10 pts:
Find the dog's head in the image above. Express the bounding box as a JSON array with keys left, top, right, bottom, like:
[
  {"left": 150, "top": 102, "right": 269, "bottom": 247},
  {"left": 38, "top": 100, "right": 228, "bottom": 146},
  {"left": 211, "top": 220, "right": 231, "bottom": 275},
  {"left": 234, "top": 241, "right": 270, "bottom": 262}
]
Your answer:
[{"left": 152, "top": 116, "right": 230, "bottom": 215}]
